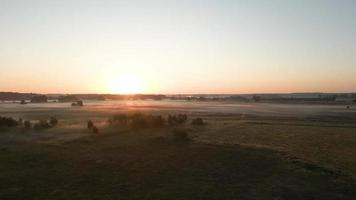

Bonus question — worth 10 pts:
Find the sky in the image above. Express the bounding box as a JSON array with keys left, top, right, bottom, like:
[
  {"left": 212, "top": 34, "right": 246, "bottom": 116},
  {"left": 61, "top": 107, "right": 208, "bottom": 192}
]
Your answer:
[{"left": 0, "top": 0, "right": 355, "bottom": 94}]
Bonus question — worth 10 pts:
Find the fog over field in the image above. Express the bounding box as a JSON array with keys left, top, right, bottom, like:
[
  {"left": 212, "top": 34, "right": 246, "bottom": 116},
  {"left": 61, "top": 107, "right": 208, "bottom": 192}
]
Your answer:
[{"left": 1, "top": 99, "right": 356, "bottom": 117}]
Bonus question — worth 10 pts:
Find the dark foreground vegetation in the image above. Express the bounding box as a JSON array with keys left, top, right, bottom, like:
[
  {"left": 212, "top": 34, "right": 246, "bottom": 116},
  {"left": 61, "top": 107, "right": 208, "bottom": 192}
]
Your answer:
[
  {"left": 0, "top": 116, "right": 18, "bottom": 127},
  {"left": 1, "top": 111, "right": 356, "bottom": 199},
  {"left": 0, "top": 116, "right": 58, "bottom": 131},
  {"left": 0, "top": 128, "right": 355, "bottom": 200},
  {"left": 108, "top": 113, "right": 192, "bottom": 129}
]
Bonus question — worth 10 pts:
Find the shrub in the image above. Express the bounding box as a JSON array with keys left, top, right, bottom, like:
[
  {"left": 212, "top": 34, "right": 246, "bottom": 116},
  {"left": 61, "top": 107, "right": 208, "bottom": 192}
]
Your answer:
[
  {"left": 168, "top": 114, "right": 188, "bottom": 126},
  {"left": 147, "top": 115, "right": 165, "bottom": 128},
  {"left": 0, "top": 116, "right": 19, "bottom": 127},
  {"left": 34, "top": 120, "right": 51, "bottom": 129},
  {"left": 24, "top": 120, "right": 32, "bottom": 128},
  {"left": 191, "top": 118, "right": 204, "bottom": 126},
  {"left": 177, "top": 114, "right": 188, "bottom": 124},
  {"left": 87, "top": 120, "right": 94, "bottom": 129},
  {"left": 172, "top": 129, "right": 190, "bottom": 142},
  {"left": 109, "top": 114, "right": 128, "bottom": 126},
  {"left": 49, "top": 117, "right": 58, "bottom": 127},
  {"left": 92, "top": 126, "right": 99, "bottom": 134}
]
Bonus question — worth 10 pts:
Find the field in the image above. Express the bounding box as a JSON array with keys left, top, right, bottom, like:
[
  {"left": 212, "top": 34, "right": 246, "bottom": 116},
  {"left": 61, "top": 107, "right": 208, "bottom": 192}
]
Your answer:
[{"left": 1, "top": 100, "right": 356, "bottom": 199}]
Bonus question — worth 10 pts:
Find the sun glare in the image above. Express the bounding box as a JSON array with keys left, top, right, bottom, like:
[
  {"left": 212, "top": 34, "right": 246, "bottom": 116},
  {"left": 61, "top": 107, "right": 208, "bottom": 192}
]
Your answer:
[{"left": 110, "top": 75, "right": 144, "bottom": 94}]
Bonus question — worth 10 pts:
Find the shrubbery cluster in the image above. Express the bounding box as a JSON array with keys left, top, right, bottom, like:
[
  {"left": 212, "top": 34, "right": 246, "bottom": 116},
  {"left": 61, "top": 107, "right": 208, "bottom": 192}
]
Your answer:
[
  {"left": 32, "top": 117, "right": 58, "bottom": 130},
  {"left": 34, "top": 120, "right": 51, "bottom": 129},
  {"left": 168, "top": 114, "right": 188, "bottom": 126},
  {"left": 24, "top": 120, "right": 31, "bottom": 128},
  {"left": 0, "top": 115, "right": 59, "bottom": 130},
  {"left": 0, "top": 116, "right": 19, "bottom": 127},
  {"left": 106, "top": 113, "right": 205, "bottom": 142},
  {"left": 108, "top": 113, "right": 205, "bottom": 129},
  {"left": 109, "top": 113, "right": 166, "bottom": 129}
]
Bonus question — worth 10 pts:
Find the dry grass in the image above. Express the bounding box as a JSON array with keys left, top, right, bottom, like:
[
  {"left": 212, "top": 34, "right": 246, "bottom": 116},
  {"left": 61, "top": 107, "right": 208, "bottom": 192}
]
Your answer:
[{"left": 1, "top": 101, "right": 356, "bottom": 199}]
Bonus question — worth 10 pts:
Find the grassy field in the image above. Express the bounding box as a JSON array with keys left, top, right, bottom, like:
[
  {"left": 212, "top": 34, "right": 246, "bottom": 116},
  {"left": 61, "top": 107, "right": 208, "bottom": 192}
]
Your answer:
[{"left": 1, "top": 101, "right": 356, "bottom": 199}]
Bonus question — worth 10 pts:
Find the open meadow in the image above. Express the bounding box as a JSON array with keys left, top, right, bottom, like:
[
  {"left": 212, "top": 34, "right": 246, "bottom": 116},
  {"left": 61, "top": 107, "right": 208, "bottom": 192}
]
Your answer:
[{"left": 1, "top": 100, "right": 356, "bottom": 199}]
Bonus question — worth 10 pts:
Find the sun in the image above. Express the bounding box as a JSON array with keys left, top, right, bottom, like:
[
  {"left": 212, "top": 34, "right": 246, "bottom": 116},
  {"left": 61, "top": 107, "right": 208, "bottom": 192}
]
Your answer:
[{"left": 110, "top": 75, "right": 144, "bottom": 94}]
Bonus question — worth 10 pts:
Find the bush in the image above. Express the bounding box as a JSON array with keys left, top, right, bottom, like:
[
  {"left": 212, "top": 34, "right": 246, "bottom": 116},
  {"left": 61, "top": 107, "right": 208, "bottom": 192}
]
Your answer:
[
  {"left": 87, "top": 120, "right": 94, "bottom": 130},
  {"left": 191, "top": 118, "right": 204, "bottom": 126},
  {"left": 0, "top": 116, "right": 19, "bottom": 127},
  {"left": 177, "top": 114, "right": 188, "bottom": 124},
  {"left": 34, "top": 120, "right": 51, "bottom": 129},
  {"left": 147, "top": 115, "right": 165, "bottom": 128},
  {"left": 109, "top": 114, "right": 128, "bottom": 126},
  {"left": 168, "top": 114, "right": 188, "bottom": 126},
  {"left": 49, "top": 117, "right": 58, "bottom": 127},
  {"left": 172, "top": 129, "right": 190, "bottom": 142},
  {"left": 24, "top": 120, "right": 32, "bottom": 128},
  {"left": 92, "top": 126, "right": 99, "bottom": 134}
]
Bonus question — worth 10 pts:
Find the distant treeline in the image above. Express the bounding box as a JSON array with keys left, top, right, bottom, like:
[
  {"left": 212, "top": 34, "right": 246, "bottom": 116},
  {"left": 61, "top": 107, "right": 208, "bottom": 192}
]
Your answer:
[
  {"left": 0, "top": 92, "right": 38, "bottom": 101},
  {"left": 0, "top": 92, "right": 166, "bottom": 101},
  {"left": 1, "top": 92, "right": 355, "bottom": 104},
  {"left": 55, "top": 94, "right": 166, "bottom": 101},
  {"left": 168, "top": 93, "right": 356, "bottom": 104}
]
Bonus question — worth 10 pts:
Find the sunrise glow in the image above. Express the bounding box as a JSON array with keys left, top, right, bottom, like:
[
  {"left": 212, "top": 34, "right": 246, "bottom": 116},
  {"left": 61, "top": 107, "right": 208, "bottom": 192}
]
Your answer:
[{"left": 110, "top": 75, "right": 144, "bottom": 94}]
